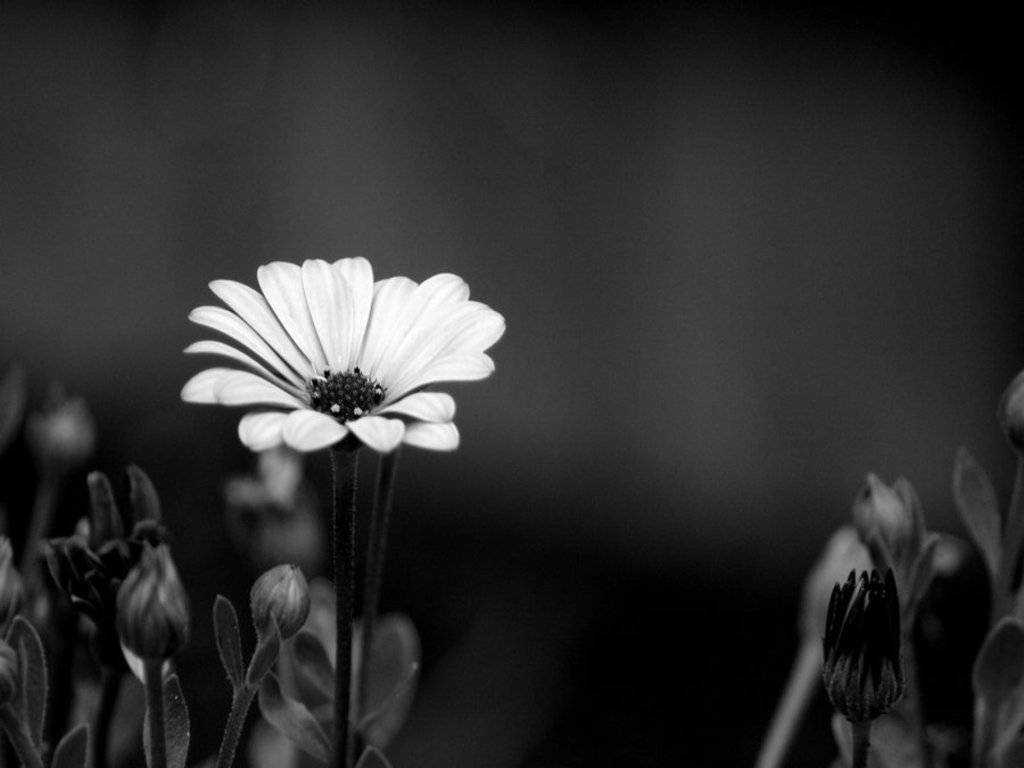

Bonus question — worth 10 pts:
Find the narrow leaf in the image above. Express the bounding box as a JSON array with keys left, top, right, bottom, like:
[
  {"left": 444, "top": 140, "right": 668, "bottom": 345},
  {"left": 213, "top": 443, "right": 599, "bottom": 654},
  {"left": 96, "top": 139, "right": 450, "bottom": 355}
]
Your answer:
[
  {"left": 0, "top": 364, "right": 26, "bottom": 454},
  {"left": 144, "top": 673, "right": 191, "bottom": 768},
  {"left": 246, "top": 621, "right": 281, "bottom": 688},
  {"left": 999, "top": 736, "right": 1024, "bottom": 768},
  {"left": 355, "top": 747, "right": 393, "bottom": 768},
  {"left": 87, "top": 471, "right": 123, "bottom": 546},
  {"left": 51, "top": 723, "right": 89, "bottom": 768},
  {"left": 953, "top": 446, "right": 1002, "bottom": 584},
  {"left": 9, "top": 616, "right": 47, "bottom": 747},
  {"left": 258, "top": 673, "right": 330, "bottom": 762},
  {"left": 291, "top": 629, "right": 333, "bottom": 702},
  {"left": 127, "top": 465, "right": 162, "bottom": 523},
  {"left": 975, "top": 617, "right": 1024, "bottom": 717},
  {"left": 213, "top": 596, "right": 245, "bottom": 690},
  {"left": 356, "top": 614, "right": 421, "bottom": 748}
]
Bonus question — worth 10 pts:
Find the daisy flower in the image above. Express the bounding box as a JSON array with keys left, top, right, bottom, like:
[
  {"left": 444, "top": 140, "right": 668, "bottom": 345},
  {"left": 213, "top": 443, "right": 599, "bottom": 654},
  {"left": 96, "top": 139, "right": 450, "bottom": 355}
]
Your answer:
[{"left": 181, "top": 259, "right": 505, "bottom": 454}]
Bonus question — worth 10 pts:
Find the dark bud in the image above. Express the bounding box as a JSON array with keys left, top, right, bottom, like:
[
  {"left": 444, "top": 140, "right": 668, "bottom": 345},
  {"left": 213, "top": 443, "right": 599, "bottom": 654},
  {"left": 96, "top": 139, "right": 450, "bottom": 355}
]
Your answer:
[
  {"left": 0, "top": 538, "right": 24, "bottom": 635},
  {"left": 250, "top": 564, "right": 310, "bottom": 639},
  {"left": 0, "top": 640, "right": 17, "bottom": 706},
  {"left": 116, "top": 544, "right": 190, "bottom": 661},
  {"left": 822, "top": 569, "right": 905, "bottom": 722}
]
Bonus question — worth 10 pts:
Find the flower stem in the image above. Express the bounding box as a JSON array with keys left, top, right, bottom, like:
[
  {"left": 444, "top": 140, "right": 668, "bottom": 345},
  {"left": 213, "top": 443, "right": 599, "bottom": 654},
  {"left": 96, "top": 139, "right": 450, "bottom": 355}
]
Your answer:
[
  {"left": 851, "top": 720, "right": 872, "bottom": 768},
  {"left": 144, "top": 660, "right": 167, "bottom": 768},
  {"left": 0, "top": 706, "right": 43, "bottom": 768},
  {"left": 94, "top": 668, "right": 123, "bottom": 768},
  {"left": 754, "top": 639, "right": 820, "bottom": 768},
  {"left": 359, "top": 448, "right": 400, "bottom": 717},
  {"left": 330, "top": 446, "right": 359, "bottom": 768},
  {"left": 216, "top": 685, "right": 257, "bottom": 768},
  {"left": 18, "top": 471, "right": 59, "bottom": 588}
]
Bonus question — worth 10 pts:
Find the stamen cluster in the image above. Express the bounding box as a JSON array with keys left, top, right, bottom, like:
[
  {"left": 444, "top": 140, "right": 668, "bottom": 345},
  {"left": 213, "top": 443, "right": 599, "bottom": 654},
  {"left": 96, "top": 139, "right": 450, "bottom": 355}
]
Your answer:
[{"left": 308, "top": 368, "right": 386, "bottom": 422}]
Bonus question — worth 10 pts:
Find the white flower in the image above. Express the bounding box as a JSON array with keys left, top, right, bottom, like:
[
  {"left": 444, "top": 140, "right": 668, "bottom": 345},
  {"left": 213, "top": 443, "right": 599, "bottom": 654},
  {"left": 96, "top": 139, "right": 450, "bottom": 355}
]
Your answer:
[{"left": 182, "top": 259, "right": 505, "bottom": 453}]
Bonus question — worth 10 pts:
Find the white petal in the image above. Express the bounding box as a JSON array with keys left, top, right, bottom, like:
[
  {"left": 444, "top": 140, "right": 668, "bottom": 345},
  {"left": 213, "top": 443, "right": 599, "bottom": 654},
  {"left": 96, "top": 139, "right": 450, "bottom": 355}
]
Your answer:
[
  {"left": 238, "top": 411, "right": 288, "bottom": 451},
  {"left": 189, "top": 305, "right": 308, "bottom": 386},
  {"left": 378, "top": 392, "right": 455, "bottom": 422},
  {"left": 333, "top": 257, "right": 374, "bottom": 370},
  {"left": 182, "top": 368, "right": 237, "bottom": 403},
  {"left": 357, "top": 276, "right": 419, "bottom": 379},
  {"left": 281, "top": 410, "right": 349, "bottom": 452},
  {"left": 346, "top": 416, "right": 405, "bottom": 453},
  {"left": 301, "top": 259, "right": 352, "bottom": 371},
  {"left": 185, "top": 341, "right": 305, "bottom": 398},
  {"left": 416, "top": 273, "right": 470, "bottom": 307},
  {"left": 388, "top": 354, "right": 495, "bottom": 402},
  {"left": 403, "top": 422, "right": 460, "bottom": 451},
  {"left": 257, "top": 263, "right": 329, "bottom": 372},
  {"left": 121, "top": 643, "right": 172, "bottom": 683},
  {"left": 215, "top": 371, "right": 306, "bottom": 408}
]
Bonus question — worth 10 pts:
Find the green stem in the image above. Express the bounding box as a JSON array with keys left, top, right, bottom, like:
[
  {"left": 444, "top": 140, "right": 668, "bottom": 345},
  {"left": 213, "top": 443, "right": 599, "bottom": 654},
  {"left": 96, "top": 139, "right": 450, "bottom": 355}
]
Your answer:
[
  {"left": 216, "top": 685, "right": 257, "bottom": 768},
  {"left": 851, "top": 720, "right": 871, "bottom": 768},
  {"left": 753, "top": 639, "right": 819, "bottom": 768},
  {"left": 93, "top": 668, "right": 123, "bottom": 768},
  {"left": 330, "top": 447, "right": 358, "bottom": 768},
  {"left": 144, "top": 660, "right": 167, "bottom": 768},
  {"left": 0, "top": 705, "right": 44, "bottom": 768},
  {"left": 359, "top": 449, "right": 400, "bottom": 718}
]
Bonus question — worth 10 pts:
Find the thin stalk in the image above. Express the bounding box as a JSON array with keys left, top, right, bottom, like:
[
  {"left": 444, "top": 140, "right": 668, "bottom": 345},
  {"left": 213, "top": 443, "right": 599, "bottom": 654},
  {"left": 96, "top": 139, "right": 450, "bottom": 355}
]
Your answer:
[
  {"left": 754, "top": 639, "right": 819, "bottom": 768},
  {"left": 19, "top": 472, "right": 58, "bottom": 588},
  {"left": 851, "top": 721, "right": 872, "bottom": 768},
  {"left": 216, "top": 685, "right": 257, "bottom": 768},
  {"left": 144, "top": 660, "right": 167, "bottom": 768},
  {"left": 0, "top": 706, "right": 44, "bottom": 768},
  {"left": 330, "top": 447, "right": 359, "bottom": 768},
  {"left": 94, "top": 668, "right": 123, "bottom": 768},
  {"left": 359, "top": 449, "right": 400, "bottom": 717}
]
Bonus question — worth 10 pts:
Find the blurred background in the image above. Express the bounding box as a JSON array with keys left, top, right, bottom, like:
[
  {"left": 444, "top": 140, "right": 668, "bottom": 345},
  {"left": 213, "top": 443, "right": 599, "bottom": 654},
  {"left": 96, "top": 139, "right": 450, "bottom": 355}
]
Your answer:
[{"left": 2, "top": 1, "right": 1023, "bottom": 765}]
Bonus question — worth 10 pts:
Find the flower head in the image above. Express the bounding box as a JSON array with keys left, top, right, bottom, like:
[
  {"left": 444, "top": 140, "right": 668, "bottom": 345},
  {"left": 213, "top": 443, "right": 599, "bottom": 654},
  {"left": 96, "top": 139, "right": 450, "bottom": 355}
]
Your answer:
[
  {"left": 116, "top": 544, "right": 190, "bottom": 661},
  {"left": 181, "top": 259, "right": 505, "bottom": 453},
  {"left": 250, "top": 564, "right": 310, "bottom": 639},
  {"left": 822, "top": 569, "right": 904, "bottom": 723},
  {"left": 0, "top": 538, "right": 24, "bottom": 636}
]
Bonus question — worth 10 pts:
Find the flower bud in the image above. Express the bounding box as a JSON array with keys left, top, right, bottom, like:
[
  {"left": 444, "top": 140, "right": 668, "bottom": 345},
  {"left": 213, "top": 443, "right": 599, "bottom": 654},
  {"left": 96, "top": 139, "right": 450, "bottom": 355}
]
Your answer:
[
  {"left": 0, "top": 640, "right": 17, "bottom": 706},
  {"left": 116, "top": 544, "right": 190, "bottom": 660},
  {"left": 0, "top": 538, "right": 24, "bottom": 635},
  {"left": 823, "top": 569, "right": 904, "bottom": 722},
  {"left": 250, "top": 564, "right": 310, "bottom": 639},
  {"left": 801, "top": 527, "right": 871, "bottom": 639},
  {"left": 26, "top": 384, "right": 96, "bottom": 476},
  {"left": 999, "top": 369, "right": 1024, "bottom": 454},
  {"left": 852, "top": 475, "right": 917, "bottom": 570}
]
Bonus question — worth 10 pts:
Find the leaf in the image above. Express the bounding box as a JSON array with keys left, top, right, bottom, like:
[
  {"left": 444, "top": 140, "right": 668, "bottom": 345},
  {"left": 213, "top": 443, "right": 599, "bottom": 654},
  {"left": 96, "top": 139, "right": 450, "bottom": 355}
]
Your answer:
[
  {"left": 214, "top": 596, "right": 245, "bottom": 690},
  {"left": 354, "top": 614, "right": 421, "bottom": 748},
  {"left": 52, "top": 723, "right": 89, "bottom": 768},
  {"left": 8, "top": 616, "right": 48, "bottom": 747},
  {"left": 247, "top": 621, "right": 281, "bottom": 688},
  {"left": 0, "top": 364, "right": 26, "bottom": 454},
  {"left": 258, "top": 673, "right": 330, "bottom": 762},
  {"left": 974, "top": 617, "right": 1024, "bottom": 708},
  {"left": 999, "top": 736, "right": 1024, "bottom": 768},
  {"left": 355, "top": 747, "right": 393, "bottom": 768},
  {"left": 127, "top": 465, "right": 162, "bottom": 523},
  {"left": 87, "top": 471, "right": 123, "bottom": 546},
  {"left": 144, "top": 673, "right": 191, "bottom": 768},
  {"left": 291, "top": 629, "right": 334, "bottom": 703},
  {"left": 952, "top": 447, "right": 1002, "bottom": 585}
]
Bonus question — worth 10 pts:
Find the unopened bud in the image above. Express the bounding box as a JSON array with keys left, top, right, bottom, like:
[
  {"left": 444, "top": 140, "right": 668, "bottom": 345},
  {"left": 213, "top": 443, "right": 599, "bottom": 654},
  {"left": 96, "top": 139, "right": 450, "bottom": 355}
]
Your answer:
[
  {"left": 116, "top": 544, "right": 190, "bottom": 660},
  {"left": 0, "top": 538, "right": 24, "bottom": 635},
  {"left": 822, "top": 570, "right": 904, "bottom": 722},
  {"left": 999, "top": 369, "right": 1024, "bottom": 454},
  {"left": 0, "top": 640, "right": 17, "bottom": 706},
  {"left": 250, "top": 564, "right": 310, "bottom": 639},
  {"left": 26, "top": 385, "right": 96, "bottom": 475},
  {"left": 801, "top": 527, "right": 871, "bottom": 639}
]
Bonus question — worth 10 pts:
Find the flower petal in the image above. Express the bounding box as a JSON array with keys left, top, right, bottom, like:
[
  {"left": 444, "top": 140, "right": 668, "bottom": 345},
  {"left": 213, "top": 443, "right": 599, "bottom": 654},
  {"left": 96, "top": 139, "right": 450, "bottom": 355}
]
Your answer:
[
  {"left": 334, "top": 257, "right": 374, "bottom": 370},
  {"left": 185, "top": 341, "right": 305, "bottom": 398},
  {"left": 181, "top": 367, "right": 237, "bottom": 404},
  {"left": 301, "top": 259, "right": 352, "bottom": 372},
  {"left": 346, "top": 416, "right": 405, "bottom": 453},
  {"left": 238, "top": 411, "right": 288, "bottom": 451},
  {"left": 378, "top": 392, "right": 455, "bottom": 423},
  {"left": 416, "top": 273, "right": 470, "bottom": 307},
  {"left": 281, "top": 410, "right": 349, "bottom": 452},
  {"left": 256, "top": 263, "right": 329, "bottom": 372},
  {"left": 403, "top": 422, "right": 459, "bottom": 451},
  {"left": 358, "top": 277, "right": 418, "bottom": 380},
  {"left": 215, "top": 371, "right": 306, "bottom": 409},
  {"left": 190, "top": 304, "right": 308, "bottom": 386},
  {"left": 388, "top": 354, "right": 495, "bottom": 401}
]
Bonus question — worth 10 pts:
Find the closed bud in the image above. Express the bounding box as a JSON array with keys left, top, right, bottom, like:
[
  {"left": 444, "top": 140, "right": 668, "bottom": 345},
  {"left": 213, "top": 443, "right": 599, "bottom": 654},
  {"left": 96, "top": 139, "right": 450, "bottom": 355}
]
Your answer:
[
  {"left": 999, "top": 369, "right": 1024, "bottom": 454},
  {"left": 116, "top": 544, "right": 190, "bottom": 660},
  {"left": 250, "top": 564, "right": 310, "bottom": 639},
  {"left": 822, "top": 570, "right": 904, "bottom": 722},
  {"left": 0, "top": 640, "right": 17, "bottom": 706},
  {"left": 26, "top": 384, "right": 96, "bottom": 476},
  {"left": 0, "top": 538, "right": 24, "bottom": 635},
  {"left": 801, "top": 527, "right": 871, "bottom": 639}
]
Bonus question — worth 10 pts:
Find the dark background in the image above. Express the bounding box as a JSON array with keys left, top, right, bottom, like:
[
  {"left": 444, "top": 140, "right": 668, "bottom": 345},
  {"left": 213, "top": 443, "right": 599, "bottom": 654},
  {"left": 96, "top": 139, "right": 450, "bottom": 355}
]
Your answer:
[{"left": 2, "top": 1, "right": 1024, "bottom": 765}]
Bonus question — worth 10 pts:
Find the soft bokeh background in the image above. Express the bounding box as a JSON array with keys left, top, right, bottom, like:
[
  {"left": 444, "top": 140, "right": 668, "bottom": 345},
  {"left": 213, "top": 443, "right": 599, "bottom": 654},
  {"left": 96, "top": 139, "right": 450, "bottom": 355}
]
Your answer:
[{"left": 2, "top": 1, "right": 1023, "bottom": 766}]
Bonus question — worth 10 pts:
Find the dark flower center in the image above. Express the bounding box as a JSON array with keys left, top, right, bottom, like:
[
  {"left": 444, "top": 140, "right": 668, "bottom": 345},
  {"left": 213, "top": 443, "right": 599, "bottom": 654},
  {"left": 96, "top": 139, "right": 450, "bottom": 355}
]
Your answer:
[{"left": 307, "top": 368, "right": 386, "bottom": 422}]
